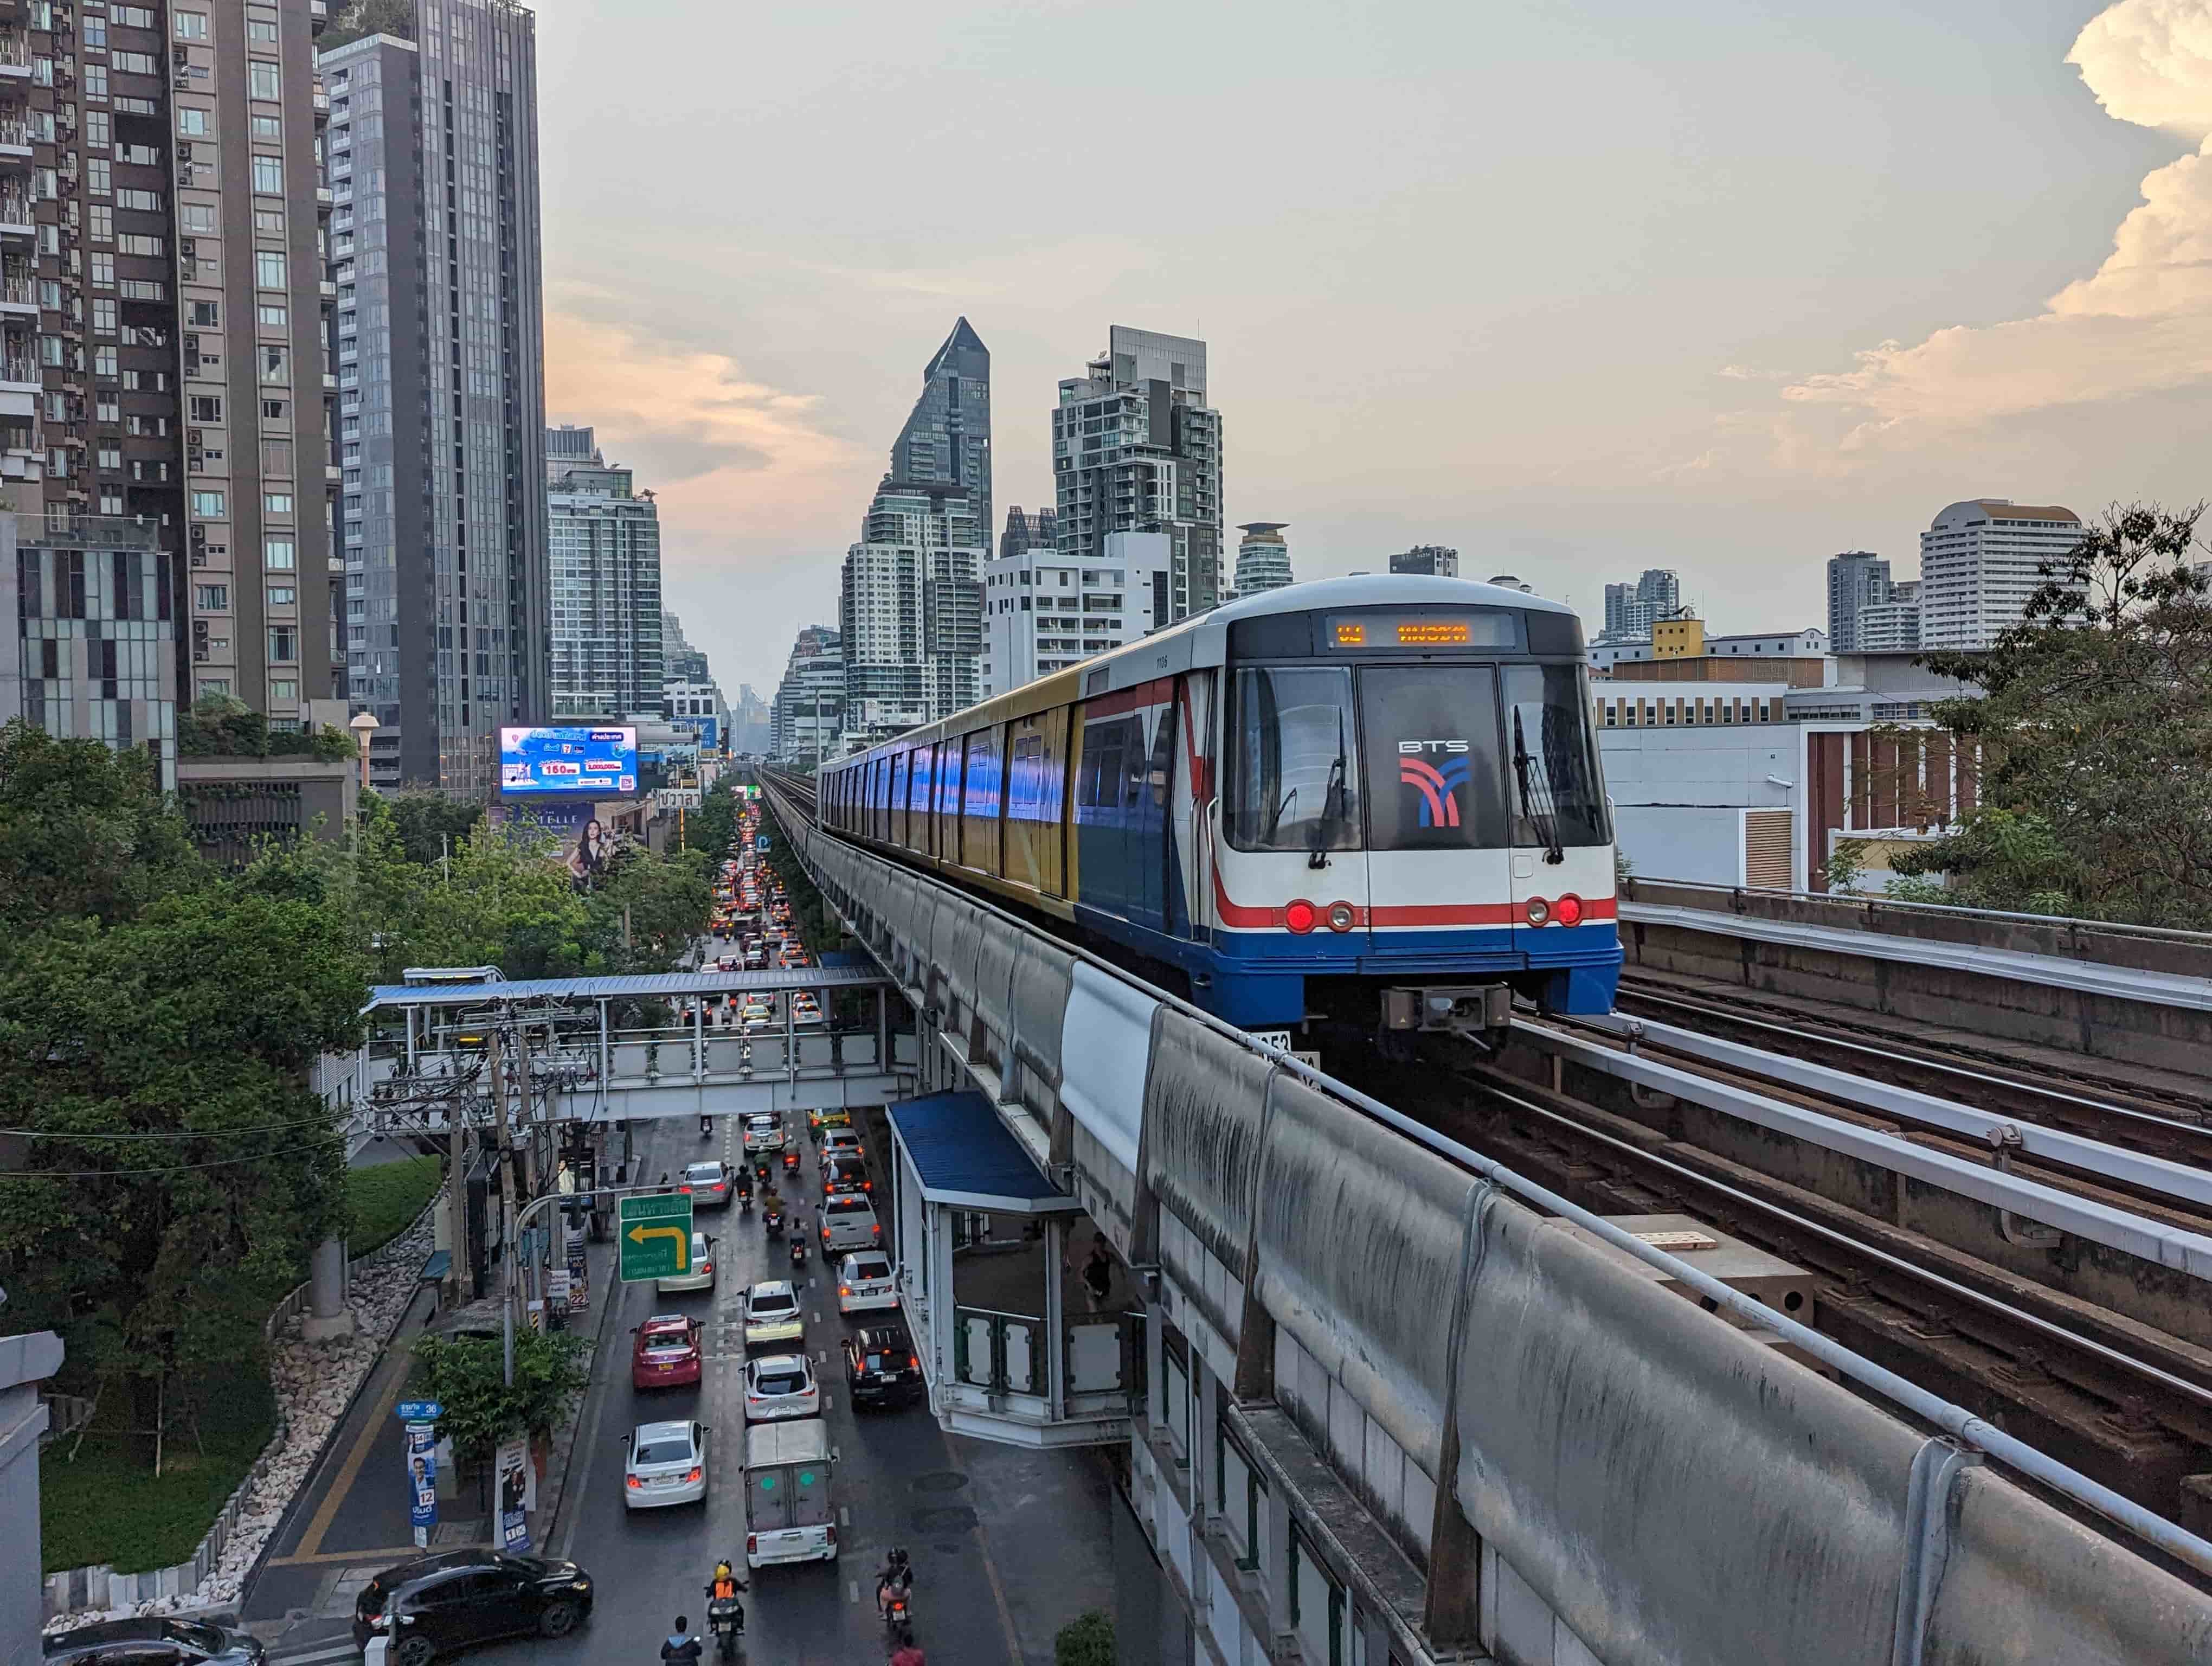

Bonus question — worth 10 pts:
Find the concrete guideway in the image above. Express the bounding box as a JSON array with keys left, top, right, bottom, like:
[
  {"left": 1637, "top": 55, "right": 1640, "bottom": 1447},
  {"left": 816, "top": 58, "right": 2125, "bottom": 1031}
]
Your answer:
[{"left": 760, "top": 772, "right": 2212, "bottom": 1666}]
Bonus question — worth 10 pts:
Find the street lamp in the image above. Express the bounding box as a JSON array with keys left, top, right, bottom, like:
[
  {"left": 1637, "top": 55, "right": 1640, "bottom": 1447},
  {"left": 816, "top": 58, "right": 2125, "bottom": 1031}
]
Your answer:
[{"left": 349, "top": 710, "right": 380, "bottom": 793}]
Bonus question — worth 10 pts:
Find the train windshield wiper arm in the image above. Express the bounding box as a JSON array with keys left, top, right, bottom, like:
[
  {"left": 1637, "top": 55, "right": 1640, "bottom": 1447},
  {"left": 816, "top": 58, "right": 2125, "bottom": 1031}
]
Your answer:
[
  {"left": 1309, "top": 714, "right": 1349, "bottom": 870},
  {"left": 1512, "top": 710, "right": 1564, "bottom": 864}
]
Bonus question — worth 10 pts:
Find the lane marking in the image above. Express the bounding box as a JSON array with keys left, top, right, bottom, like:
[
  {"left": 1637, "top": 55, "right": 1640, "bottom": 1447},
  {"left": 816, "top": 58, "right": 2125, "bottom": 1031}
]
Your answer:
[
  {"left": 839, "top": 1505, "right": 851, "bottom": 1528},
  {"left": 271, "top": 1642, "right": 372, "bottom": 1665},
  {"left": 265, "top": 1543, "right": 425, "bottom": 1569},
  {"left": 284, "top": 1328, "right": 414, "bottom": 1559},
  {"left": 847, "top": 1580, "right": 860, "bottom": 1605}
]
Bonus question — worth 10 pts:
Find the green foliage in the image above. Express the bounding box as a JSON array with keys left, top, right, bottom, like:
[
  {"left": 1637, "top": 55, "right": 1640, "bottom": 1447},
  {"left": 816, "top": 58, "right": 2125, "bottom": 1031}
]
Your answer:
[
  {"left": 1885, "top": 807, "right": 2079, "bottom": 916},
  {"left": 1824, "top": 837, "right": 1870, "bottom": 894},
  {"left": 1912, "top": 502, "right": 2212, "bottom": 926},
  {"left": 348, "top": 1155, "right": 443, "bottom": 1257},
  {"left": 378, "top": 790, "right": 487, "bottom": 867},
  {"left": 0, "top": 719, "right": 198, "bottom": 932},
  {"left": 677, "top": 776, "right": 739, "bottom": 860},
  {"left": 413, "top": 1329, "right": 587, "bottom": 1463},
  {"left": 1054, "top": 1611, "right": 1114, "bottom": 1666},
  {"left": 178, "top": 694, "right": 353, "bottom": 761},
  {"left": 319, "top": 0, "right": 417, "bottom": 49},
  {"left": 40, "top": 1361, "right": 276, "bottom": 1573}
]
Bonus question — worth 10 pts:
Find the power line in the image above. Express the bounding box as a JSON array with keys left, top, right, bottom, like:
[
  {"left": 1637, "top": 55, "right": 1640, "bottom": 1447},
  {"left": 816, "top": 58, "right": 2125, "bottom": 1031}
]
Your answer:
[{"left": 0, "top": 1136, "right": 346, "bottom": 1178}]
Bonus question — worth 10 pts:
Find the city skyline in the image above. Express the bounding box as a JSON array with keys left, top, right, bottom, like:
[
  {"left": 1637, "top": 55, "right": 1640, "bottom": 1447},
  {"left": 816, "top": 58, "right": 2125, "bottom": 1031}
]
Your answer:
[{"left": 535, "top": 0, "right": 2211, "bottom": 699}]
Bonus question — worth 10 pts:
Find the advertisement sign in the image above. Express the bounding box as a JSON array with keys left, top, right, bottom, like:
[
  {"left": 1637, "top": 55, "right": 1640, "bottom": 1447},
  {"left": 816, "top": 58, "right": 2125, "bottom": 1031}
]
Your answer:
[
  {"left": 654, "top": 788, "right": 704, "bottom": 811},
  {"left": 499, "top": 726, "right": 638, "bottom": 797},
  {"left": 404, "top": 1420, "right": 439, "bottom": 1546},
  {"left": 496, "top": 1433, "right": 535, "bottom": 1555}
]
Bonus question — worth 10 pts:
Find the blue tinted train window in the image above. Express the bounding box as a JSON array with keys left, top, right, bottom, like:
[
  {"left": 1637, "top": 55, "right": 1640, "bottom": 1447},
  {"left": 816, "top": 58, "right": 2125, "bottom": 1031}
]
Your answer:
[
  {"left": 1358, "top": 666, "right": 1509, "bottom": 851},
  {"left": 1224, "top": 668, "right": 1360, "bottom": 854},
  {"left": 1502, "top": 664, "right": 1611, "bottom": 852}
]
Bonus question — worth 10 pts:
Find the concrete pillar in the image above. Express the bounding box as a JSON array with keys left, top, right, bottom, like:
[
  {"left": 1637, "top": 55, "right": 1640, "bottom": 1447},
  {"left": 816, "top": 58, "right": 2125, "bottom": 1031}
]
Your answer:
[
  {"left": 301, "top": 1236, "right": 356, "bottom": 1341},
  {"left": 1045, "top": 1214, "right": 1065, "bottom": 1420},
  {"left": 1192, "top": 1351, "right": 1220, "bottom": 1523}
]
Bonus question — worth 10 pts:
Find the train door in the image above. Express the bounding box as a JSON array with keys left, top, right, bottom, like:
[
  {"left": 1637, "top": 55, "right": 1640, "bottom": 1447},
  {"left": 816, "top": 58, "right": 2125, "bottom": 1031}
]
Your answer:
[
  {"left": 938, "top": 736, "right": 966, "bottom": 867},
  {"left": 1356, "top": 664, "right": 1513, "bottom": 962}
]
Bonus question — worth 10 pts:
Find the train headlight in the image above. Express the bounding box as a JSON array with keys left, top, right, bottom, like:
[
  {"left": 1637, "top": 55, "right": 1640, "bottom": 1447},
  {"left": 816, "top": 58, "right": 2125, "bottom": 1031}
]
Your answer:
[
  {"left": 1326, "top": 902, "right": 1356, "bottom": 933},
  {"left": 1554, "top": 893, "right": 1585, "bottom": 926},
  {"left": 1526, "top": 896, "right": 1552, "bottom": 926},
  {"left": 1284, "top": 900, "right": 1318, "bottom": 934}
]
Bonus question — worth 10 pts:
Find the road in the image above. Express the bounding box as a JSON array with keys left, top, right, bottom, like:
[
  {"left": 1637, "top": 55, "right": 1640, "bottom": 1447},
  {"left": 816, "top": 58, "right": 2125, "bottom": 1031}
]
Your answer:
[{"left": 531, "top": 1111, "right": 1114, "bottom": 1666}]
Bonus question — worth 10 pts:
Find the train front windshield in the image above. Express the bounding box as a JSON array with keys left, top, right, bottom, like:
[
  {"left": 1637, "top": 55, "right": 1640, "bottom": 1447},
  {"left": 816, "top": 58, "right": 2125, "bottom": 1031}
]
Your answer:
[{"left": 1225, "top": 661, "right": 1610, "bottom": 854}]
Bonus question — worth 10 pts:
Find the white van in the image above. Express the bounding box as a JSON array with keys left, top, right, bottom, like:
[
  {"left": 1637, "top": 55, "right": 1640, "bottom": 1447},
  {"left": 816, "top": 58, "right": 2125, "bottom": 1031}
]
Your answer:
[{"left": 743, "top": 1418, "right": 837, "bottom": 1568}]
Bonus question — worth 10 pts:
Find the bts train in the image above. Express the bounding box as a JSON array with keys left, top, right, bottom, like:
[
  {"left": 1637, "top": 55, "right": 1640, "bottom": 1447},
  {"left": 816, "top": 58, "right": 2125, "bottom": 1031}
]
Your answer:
[{"left": 815, "top": 574, "right": 1621, "bottom": 1043}]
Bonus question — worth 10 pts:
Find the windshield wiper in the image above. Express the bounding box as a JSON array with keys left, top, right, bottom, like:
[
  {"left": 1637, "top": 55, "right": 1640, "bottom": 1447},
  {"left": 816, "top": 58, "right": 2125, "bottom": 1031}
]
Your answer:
[
  {"left": 1512, "top": 710, "right": 1565, "bottom": 865},
  {"left": 1309, "top": 712, "right": 1349, "bottom": 870},
  {"left": 1265, "top": 785, "right": 1298, "bottom": 845}
]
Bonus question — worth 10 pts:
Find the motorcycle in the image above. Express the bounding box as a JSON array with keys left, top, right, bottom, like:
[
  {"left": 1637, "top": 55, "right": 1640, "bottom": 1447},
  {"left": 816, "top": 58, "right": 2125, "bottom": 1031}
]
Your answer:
[
  {"left": 699, "top": 1115, "right": 713, "bottom": 1138},
  {"left": 781, "top": 1145, "right": 800, "bottom": 1174},
  {"left": 737, "top": 1188, "right": 754, "bottom": 1218},
  {"left": 702, "top": 1583, "right": 746, "bottom": 1663},
  {"left": 878, "top": 1570, "right": 915, "bottom": 1645},
  {"left": 787, "top": 1223, "right": 808, "bottom": 1268},
  {"left": 763, "top": 1203, "right": 785, "bottom": 1239}
]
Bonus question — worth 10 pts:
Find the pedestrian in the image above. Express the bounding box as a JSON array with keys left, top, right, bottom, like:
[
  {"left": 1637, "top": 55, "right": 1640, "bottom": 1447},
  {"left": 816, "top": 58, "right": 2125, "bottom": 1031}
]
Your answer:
[{"left": 1082, "top": 1237, "right": 1115, "bottom": 1315}]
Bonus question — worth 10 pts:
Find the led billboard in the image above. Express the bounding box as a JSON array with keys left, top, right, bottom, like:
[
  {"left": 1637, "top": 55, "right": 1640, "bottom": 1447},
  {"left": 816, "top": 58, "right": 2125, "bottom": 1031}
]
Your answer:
[{"left": 499, "top": 726, "right": 638, "bottom": 797}]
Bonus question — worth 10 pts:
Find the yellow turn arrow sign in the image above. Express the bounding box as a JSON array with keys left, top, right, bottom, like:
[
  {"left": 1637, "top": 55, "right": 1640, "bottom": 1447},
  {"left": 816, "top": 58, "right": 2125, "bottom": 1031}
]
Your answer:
[{"left": 627, "top": 1222, "right": 690, "bottom": 1271}]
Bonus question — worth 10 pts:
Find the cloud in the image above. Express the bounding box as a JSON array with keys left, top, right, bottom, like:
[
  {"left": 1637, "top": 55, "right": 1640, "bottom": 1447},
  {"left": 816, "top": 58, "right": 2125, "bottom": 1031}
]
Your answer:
[
  {"left": 542, "top": 299, "right": 865, "bottom": 546},
  {"left": 1772, "top": 0, "right": 2212, "bottom": 454}
]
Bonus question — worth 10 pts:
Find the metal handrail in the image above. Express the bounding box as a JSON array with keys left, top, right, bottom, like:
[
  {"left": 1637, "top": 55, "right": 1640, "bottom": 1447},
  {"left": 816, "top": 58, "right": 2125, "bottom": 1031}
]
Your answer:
[
  {"left": 1627, "top": 873, "right": 2212, "bottom": 947},
  {"left": 759, "top": 773, "right": 2212, "bottom": 1581}
]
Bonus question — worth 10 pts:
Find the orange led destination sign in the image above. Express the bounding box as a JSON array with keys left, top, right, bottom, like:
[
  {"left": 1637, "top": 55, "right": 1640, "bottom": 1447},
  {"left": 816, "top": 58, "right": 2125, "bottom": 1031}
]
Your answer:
[
  {"left": 1396, "top": 621, "right": 1472, "bottom": 645},
  {"left": 1325, "top": 612, "right": 1512, "bottom": 650}
]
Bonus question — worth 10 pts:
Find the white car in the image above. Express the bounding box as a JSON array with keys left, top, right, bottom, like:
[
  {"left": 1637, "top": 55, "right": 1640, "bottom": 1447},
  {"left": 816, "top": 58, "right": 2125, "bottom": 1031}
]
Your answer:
[
  {"left": 742, "top": 1280, "right": 805, "bottom": 1350},
  {"left": 741, "top": 1113, "right": 786, "bottom": 1155},
  {"left": 743, "top": 1354, "right": 821, "bottom": 1423},
  {"left": 817, "top": 1129, "right": 864, "bottom": 1162},
  {"left": 623, "top": 1419, "right": 706, "bottom": 1510},
  {"left": 837, "top": 1252, "right": 898, "bottom": 1315},
  {"left": 792, "top": 996, "right": 824, "bottom": 1028},
  {"left": 656, "top": 1231, "right": 716, "bottom": 1296}
]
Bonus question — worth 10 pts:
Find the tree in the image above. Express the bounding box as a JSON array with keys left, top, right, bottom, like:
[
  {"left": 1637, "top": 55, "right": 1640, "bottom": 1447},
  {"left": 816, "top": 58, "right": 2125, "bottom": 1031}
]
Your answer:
[
  {"left": 319, "top": 0, "right": 416, "bottom": 49},
  {"left": 1055, "top": 1612, "right": 1114, "bottom": 1666},
  {"left": 1905, "top": 502, "right": 2212, "bottom": 926},
  {"left": 0, "top": 720, "right": 198, "bottom": 933},
  {"left": 588, "top": 844, "right": 713, "bottom": 972},
  {"left": 0, "top": 849, "right": 366, "bottom": 1458},
  {"left": 413, "top": 1330, "right": 587, "bottom": 1465},
  {"left": 377, "top": 790, "right": 486, "bottom": 868}
]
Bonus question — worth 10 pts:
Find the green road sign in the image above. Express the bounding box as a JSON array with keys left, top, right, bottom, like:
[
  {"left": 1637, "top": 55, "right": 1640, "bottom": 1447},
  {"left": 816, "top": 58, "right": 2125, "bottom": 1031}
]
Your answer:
[{"left": 618, "top": 1191, "right": 694, "bottom": 1283}]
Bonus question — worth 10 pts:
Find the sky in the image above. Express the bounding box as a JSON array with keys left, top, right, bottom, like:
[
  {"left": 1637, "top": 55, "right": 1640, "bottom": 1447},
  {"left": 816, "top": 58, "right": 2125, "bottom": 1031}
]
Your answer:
[{"left": 534, "top": 0, "right": 2212, "bottom": 698}]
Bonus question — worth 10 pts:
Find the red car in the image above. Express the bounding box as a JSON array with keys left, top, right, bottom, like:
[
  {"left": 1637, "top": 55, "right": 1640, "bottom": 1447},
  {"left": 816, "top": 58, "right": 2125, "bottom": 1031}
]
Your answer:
[{"left": 631, "top": 1315, "right": 702, "bottom": 1390}]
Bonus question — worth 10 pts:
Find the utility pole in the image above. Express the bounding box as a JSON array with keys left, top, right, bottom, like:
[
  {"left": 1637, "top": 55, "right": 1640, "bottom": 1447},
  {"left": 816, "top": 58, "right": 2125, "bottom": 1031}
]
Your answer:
[
  {"left": 446, "top": 1060, "right": 470, "bottom": 1307},
  {"left": 490, "top": 1027, "right": 520, "bottom": 1388}
]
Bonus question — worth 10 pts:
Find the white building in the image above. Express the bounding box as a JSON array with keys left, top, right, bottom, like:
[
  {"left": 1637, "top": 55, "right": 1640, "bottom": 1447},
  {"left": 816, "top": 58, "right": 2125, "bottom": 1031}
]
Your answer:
[
  {"left": 1596, "top": 652, "right": 1979, "bottom": 894},
  {"left": 1857, "top": 599, "right": 1921, "bottom": 652},
  {"left": 982, "top": 530, "right": 1171, "bottom": 696},
  {"left": 839, "top": 484, "right": 986, "bottom": 733},
  {"left": 1919, "top": 499, "right": 2082, "bottom": 651},
  {"left": 1233, "top": 523, "right": 1293, "bottom": 595},
  {"left": 1591, "top": 626, "right": 1826, "bottom": 672}
]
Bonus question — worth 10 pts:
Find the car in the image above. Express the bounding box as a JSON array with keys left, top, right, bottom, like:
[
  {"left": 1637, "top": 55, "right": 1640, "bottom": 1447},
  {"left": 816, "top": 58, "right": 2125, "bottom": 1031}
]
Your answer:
[
  {"left": 741, "top": 1113, "right": 786, "bottom": 1155},
  {"left": 623, "top": 1419, "right": 706, "bottom": 1510},
  {"left": 821, "top": 1193, "right": 882, "bottom": 1253},
  {"left": 743, "top": 1352, "right": 821, "bottom": 1422},
  {"left": 844, "top": 1321, "right": 925, "bottom": 1408},
  {"left": 836, "top": 1252, "right": 898, "bottom": 1314},
  {"left": 716, "top": 955, "right": 738, "bottom": 972},
  {"left": 352, "top": 1550, "right": 594, "bottom": 1664},
  {"left": 655, "top": 1230, "right": 716, "bottom": 1296},
  {"left": 820, "top": 1153, "right": 871, "bottom": 1198},
  {"left": 630, "top": 1313, "right": 702, "bottom": 1390},
  {"left": 808, "top": 1105, "right": 853, "bottom": 1137},
  {"left": 817, "top": 1128, "right": 864, "bottom": 1161},
  {"left": 742, "top": 1279, "right": 805, "bottom": 1349},
  {"left": 792, "top": 998, "right": 824, "bottom": 1028},
  {"left": 681, "top": 1160, "right": 734, "bottom": 1209},
  {"left": 46, "top": 1618, "right": 267, "bottom": 1666}
]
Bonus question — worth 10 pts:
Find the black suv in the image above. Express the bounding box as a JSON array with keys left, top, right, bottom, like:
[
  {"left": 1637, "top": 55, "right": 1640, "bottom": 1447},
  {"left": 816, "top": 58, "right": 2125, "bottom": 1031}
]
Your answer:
[
  {"left": 44, "top": 1619, "right": 265, "bottom": 1666},
  {"left": 844, "top": 1319, "right": 924, "bottom": 1408},
  {"left": 353, "top": 1550, "right": 595, "bottom": 1666}
]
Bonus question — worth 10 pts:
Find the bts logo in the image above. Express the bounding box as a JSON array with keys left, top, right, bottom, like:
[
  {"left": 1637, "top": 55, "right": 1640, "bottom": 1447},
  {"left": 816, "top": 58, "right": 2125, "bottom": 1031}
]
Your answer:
[{"left": 1399, "top": 741, "right": 1471, "bottom": 829}]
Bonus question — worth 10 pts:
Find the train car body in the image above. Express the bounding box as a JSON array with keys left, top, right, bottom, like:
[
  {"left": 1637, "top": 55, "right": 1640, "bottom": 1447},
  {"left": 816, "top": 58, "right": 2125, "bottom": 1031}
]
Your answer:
[{"left": 816, "top": 575, "right": 1621, "bottom": 1035}]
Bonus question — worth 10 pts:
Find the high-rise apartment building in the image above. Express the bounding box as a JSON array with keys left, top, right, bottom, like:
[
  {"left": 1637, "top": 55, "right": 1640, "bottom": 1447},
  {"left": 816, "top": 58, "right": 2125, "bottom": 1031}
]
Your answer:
[
  {"left": 1825, "top": 550, "right": 1893, "bottom": 651},
  {"left": 840, "top": 320, "right": 988, "bottom": 736},
  {"left": 1388, "top": 544, "right": 1459, "bottom": 578},
  {"left": 983, "top": 528, "right": 1169, "bottom": 696},
  {"left": 544, "top": 420, "right": 597, "bottom": 483},
  {"left": 1233, "top": 522, "right": 1291, "bottom": 595},
  {"left": 1600, "top": 567, "right": 1681, "bottom": 639},
  {"left": 1919, "top": 499, "right": 2082, "bottom": 651},
  {"left": 0, "top": 0, "right": 341, "bottom": 780},
  {"left": 322, "top": 2, "right": 548, "bottom": 793},
  {"left": 770, "top": 622, "right": 841, "bottom": 763},
  {"left": 1000, "top": 504, "right": 1054, "bottom": 561},
  {"left": 662, "top": 608, "right": 710, "bottom": 683},
  {"left": 1052, "top": 326, "right": 1221, "bottom": 621},
  {"left": 546, "top": 435, "right": 660, "bottom": 720}
]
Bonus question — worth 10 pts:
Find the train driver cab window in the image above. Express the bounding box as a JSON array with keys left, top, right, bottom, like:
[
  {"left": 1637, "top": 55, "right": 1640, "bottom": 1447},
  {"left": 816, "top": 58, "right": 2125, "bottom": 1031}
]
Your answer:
[
  {"left": 1225, "top": 667, "right": 1360, "bottom": 855},
  {"left": 1358, "top": 665, "right": 1509, "bottom": 851},
  {"left": 1502, "top": 663, "right": 1612, "bottom": 854}
]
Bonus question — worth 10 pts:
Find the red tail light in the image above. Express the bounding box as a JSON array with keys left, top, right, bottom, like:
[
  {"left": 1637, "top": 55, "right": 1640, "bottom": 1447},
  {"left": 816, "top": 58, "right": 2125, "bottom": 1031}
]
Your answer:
[
  {"left": 826, "top": 1524, "right": 838, "bottom": 1547},
  {"left": 747, "top": 1534, "right": 757, "bottom": 1555},
  {"left": 679, "top": 1186, "right": 693, "bottom": 1194},
  {"left": 1283, "top": 899, "right": 1317, "bottom": 934},
  {"left": 686, "top": 1466, "right": 702, "bottom": 1483},
  {"left": 626, "top": 1475, "right": 642, "bottom": 1490},
  {"left": 909, "top": 1354, "right": 919, "bottom": 1369},
  {"left": 1554, "top": 893, "right": 1585, "bottom": 926},
  {"left": 871, "top": 1223, "right": 882, "bottom": 1238}
]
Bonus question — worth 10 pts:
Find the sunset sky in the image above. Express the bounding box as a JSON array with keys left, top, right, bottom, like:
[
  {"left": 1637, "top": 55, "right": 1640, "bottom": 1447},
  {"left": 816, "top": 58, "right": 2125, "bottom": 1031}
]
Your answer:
[{"left": 535, "top": 0, "right": 2212, "bottom": 697}]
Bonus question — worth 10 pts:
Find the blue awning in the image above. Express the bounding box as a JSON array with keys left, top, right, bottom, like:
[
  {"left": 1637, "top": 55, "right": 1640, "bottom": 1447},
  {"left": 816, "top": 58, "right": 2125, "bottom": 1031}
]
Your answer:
[{"left": 889, "top": 1091, "right": 1081, "bottom": 1214}]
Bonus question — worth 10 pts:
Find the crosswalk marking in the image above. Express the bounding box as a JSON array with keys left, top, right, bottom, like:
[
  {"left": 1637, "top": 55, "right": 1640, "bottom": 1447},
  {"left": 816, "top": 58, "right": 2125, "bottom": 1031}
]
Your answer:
[{"left": 269, "top": 1641, "right": 362, "bottom": 1666}]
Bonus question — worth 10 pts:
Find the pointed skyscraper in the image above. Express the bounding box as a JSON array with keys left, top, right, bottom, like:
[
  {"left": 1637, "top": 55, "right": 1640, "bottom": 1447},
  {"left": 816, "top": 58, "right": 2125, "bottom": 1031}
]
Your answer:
[{"left": 840, "top": 319, "right": 993, "bottom": 740}]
